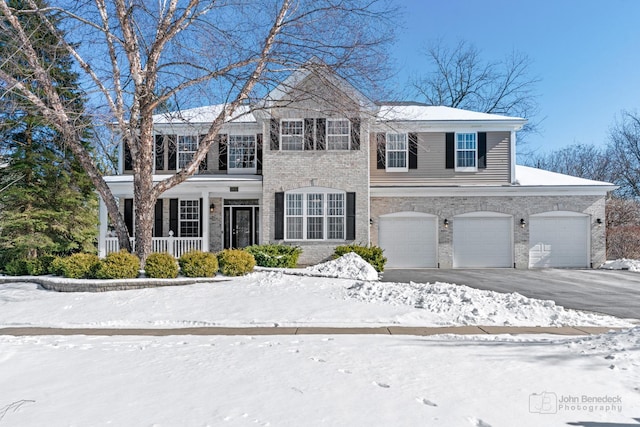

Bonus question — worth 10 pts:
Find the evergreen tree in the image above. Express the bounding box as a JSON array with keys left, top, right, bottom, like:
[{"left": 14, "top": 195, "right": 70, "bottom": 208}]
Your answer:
[{"left": 0, "top": 0, "right": 97, "bottom": 269}]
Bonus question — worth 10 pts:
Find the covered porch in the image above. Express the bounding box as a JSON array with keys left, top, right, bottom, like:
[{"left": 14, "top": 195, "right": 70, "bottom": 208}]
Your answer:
[{"left": 98, "top": 174, "right": 263, "bottom": 258}]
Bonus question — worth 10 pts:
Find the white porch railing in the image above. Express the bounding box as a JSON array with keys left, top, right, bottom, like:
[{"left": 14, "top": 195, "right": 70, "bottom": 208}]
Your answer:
[{"left": 105, "top": 232, "right": 203, "bottom": 258}]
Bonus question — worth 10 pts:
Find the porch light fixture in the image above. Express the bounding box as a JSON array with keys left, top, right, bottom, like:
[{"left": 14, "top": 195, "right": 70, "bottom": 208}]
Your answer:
[
  {"left": 209, "top": 203, "right": 215, "bottom": 213},
  {"left": 369, "top": 218, "right": 373, "bottom": 225},
  {"left": 596, "top": 218, "right": 603, "bottom": 226},
  {"left": 443, "top": 219, "right": 449, "bottom": 228},
  {"left": 520, "top": 218, "right": 526, "bottom": 228}
]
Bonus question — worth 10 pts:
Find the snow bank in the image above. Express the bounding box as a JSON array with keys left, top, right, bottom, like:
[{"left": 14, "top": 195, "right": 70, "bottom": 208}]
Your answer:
[
  {"left": 305, "top": 252, "right": 379, "bottom": 281},
  {"left": 600, "top": 258, "right": 640, "bottom": 272},
  {"left": 345, "top": 280, "right": 630, "bottom": 327}
]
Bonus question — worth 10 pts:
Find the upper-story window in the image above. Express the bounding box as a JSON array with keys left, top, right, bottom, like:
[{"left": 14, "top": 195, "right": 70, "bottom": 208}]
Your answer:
[
  {"left": 456, "top": 132, "right": 477, "bottom": 171},
  {"left": 228, "top": 134, "right": 256, "bottom": 172},
  {"left": 178, "top": 135, "right": 199, "bottom": 169},
  {"left": 386, "top": 133, "right": 408, "bottom": 172},
  {"left": 281, "top": 119, "right": 304, "bottom": 150},
  {"left": 326, "top": 119, "right": 350, "bottom": 150},
  {"left": 285, "top": 189, "right": 345, "bottom": 240}
]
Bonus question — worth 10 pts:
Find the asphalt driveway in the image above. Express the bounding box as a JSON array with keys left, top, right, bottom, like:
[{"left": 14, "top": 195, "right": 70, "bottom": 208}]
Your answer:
[{"left": 381, "top": 268, "right": 640, "bottom": 321}]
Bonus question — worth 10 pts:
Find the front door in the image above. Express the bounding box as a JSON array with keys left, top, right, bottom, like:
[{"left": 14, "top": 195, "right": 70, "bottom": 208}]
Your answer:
[{"left": 232, "top": 207, "right": 253, "bottom": 248}]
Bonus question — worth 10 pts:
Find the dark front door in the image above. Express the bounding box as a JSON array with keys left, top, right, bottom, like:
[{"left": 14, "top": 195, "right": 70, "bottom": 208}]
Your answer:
[{"left": 232, "top": 207, "right": 253, "bottom": 248}]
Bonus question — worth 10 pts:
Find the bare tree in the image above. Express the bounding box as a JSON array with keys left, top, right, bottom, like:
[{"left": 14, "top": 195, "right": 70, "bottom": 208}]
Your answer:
[
  {"left": 0, "top": 0, "right": 396, "bottom": 263},
  {"left": 411, "top": 40, "right": 540, "bottom": 136},
  {"left": 608, "top": 110, "right": 640, "bottom": 199},
  {"left": 525, "top": 143, "right": 613, "bottom": 183}
]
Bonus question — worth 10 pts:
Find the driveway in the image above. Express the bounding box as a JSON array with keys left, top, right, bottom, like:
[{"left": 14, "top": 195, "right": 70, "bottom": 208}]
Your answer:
[{"left": 381, "top": 268, "right": 640, "bottom": 321}]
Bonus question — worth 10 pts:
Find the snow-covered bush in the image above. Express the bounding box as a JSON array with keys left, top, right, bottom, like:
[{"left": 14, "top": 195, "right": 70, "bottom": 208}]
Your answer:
[
  {"left": 94, "top": 250, "right": 139, "bottom": 279},
  {"left": 244, "top": 244, "right": 301, "bottom": 268},
  {"left": 333, "top": 244, "right": 387, "bottom": 272}
]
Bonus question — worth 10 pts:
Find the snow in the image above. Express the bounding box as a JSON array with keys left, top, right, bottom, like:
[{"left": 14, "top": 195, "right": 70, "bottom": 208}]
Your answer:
[
  {"left": 376, "top": 104, "right": 525, "bottom": 122},
  {"left": 0, "top": 330, "right": 638, "bottom": 426},
  {"left": 305, "top": 252, "right": 379, "bottom": 281},
  {"left": 0, "top": 257, "right": 631, "bottom": 328},
  {"left": 601, "top": 258, "right": 640, "bottom": 272},
  {"left": 515, "top": 165, "right": 614, "bottom": 187},
  {"left": 1, "top": 254, "right": 639, "bottom": 425},
  {"left": 152, "top": 104, "right": 256, "bottom": 124}
]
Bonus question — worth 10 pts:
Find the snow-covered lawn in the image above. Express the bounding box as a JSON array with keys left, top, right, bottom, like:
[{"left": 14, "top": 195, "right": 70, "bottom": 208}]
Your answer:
[
  {"left": 1, "top": 255, "right": 638, "bottom": 426},
  {"left": 0, "top": 253, "right": 633, "bottom": 328},
  {"left": 1, "top": 330, "right": 639, "bottom": 426}
]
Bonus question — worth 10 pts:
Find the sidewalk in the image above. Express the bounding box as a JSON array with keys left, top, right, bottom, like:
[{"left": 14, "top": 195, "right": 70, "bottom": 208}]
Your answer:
[{"left": 0, "top": 325, "right": 622, "bottom": 336}]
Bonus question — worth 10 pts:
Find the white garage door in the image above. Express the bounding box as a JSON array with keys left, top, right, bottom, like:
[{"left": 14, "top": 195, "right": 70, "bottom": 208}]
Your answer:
[
  {"left": 453, "top": 213, "right": 513, "bottom": 268},
  {"left": 379, "top": 213, "right": 437, "bottom": 268},
  {"left": 529, "top": 213, "right": 589, "bottom": 268}
]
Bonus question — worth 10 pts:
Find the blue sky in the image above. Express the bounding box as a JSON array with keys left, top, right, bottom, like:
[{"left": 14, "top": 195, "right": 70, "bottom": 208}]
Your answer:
[{"left": 388, "top": 0, "right": 640, "bottom": 156}]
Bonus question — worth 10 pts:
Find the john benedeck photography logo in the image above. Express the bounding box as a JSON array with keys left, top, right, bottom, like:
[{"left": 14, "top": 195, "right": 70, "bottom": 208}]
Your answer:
[{"left": 529, "top": 392, "right": 623, "bottom": 414}]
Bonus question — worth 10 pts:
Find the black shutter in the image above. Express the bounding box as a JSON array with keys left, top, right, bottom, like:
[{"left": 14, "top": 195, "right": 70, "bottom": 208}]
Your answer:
[
  {"left": 256, "top": 133, "right": 263, "bottom": 174},
  {"left": 350, "top": 118, "right": 360, "bottom": 150},
  {"left": 199, "top": 198, "right": 203, "bottom": 237},
  {"left": 124, "top": 142, "right": 133, "bottom": 171},
  {"left": 304, "top": 118, "right": 314, "bottom": 150},
  {"left": 153, "top": 199, "right": 163, "bottom": 237},
  {"left": 124, "top": 198, "right": 133, "bottom": 237},
  {"left": 224, "top": 207, "right": 230, "bottom": 248},
  {"left": 409, "top": 133, "right": 418, "bottom": 169},
  {"left": 478, "top": 132, "right": 487, "bottom": 169},
  {"left": 169, "top": 198, "right": 178, "bottom": 236},
  {"left": 167, "top": 135, "right": 177, "bottom": 170},
  {"left": 346, "top": 192, "right": 356, "bottom": 240},
  {"left": 218, "top": 134, "right": 228, "bottom": 171},
  {"left": 376, "top": 133, "right": 386, "bottom": 169},
  {"left": 155, "top": 135, "right": 165, "bottom": 171},
  {"left": 199, "top": 135, "right": 208, "bottom": 172},
  {"left": 315, "top": 118, "right": 326, "bottom": 150},
  {"left": 274, "top": 192, "right": 284, "bottom": 240},
  {"left": 445, "top": 132, "right": 455, "bottom": 169},
  {"left": 270, "top": 118, "right": 279, "bottom": 151}
]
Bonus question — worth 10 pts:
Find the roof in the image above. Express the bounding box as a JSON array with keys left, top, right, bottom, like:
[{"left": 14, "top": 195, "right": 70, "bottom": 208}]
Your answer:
[
  {"left": 152, "top": 105, "right": 256, "bottom": 125},
  {"left": 376, "top": 104, "right": 526, "bottom": 123},
  {"left": 515, "top": 165, "right": 615, "bottom": 188}
]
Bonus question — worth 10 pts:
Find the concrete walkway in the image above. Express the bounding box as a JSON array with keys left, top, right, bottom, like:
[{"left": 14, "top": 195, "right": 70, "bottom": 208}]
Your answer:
[{"left": 0, "top": 326, "right": 623, "bottom": 337}]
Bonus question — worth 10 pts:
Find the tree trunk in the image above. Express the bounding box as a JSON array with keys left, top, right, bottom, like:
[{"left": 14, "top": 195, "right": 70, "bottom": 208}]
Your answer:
[{"left": 132, "top": 116, "right": 157, "bottom": 266}]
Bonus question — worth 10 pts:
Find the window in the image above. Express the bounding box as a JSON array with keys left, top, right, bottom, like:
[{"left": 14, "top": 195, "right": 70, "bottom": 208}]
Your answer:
[
  {"left": 179, "top": 199, "right": 200, "bottom": 237},
  {"left": 280, "top": 120, "right": 304, "bottom": 150},
  {"left": 285, "top": 191, "right": 345, "bottom": 240},
  {"left": 228, "top": 134, "right": 256, "bottom": 171},
  {"left": 178, "top": 135, "right": 199, "bottom": 169},
  {"left": 456, "top": 132, "right": 477, "bottom": 171},
  {"left": 386, "top": 133, "right": 408, "bottom": 172},
  {"left": 327, "top": 119, "right": 350, "bottom": 150}
]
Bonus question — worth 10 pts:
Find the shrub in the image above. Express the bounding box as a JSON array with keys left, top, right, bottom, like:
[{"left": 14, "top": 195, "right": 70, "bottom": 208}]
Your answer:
[
  {"left": 217, "top": 249, "right": 256, "bottom": 276},
  {"left": 94, "top": 250, "right": 140, "bottom": 279},
  {"left": 54, "top": 253, "right": 101, "bottom": 279},
  {"left": 144, "top": 252, "right": 179, "bottom": 279},
  {"left": 333, "top": 244, "right": 387, "bottom": 272},
  {"left": 178, "top": 250, "right": 218, "bottom": 278},
  {"left": 245, "top": 244, "right": 302, "bottom": 268},
  {"left": 3, "top": 258, "right": 29, "bottom": 276}
]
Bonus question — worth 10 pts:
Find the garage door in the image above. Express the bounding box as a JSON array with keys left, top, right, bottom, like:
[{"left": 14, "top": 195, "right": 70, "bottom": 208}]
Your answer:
[
  {"left": 529, "top": 212, "right": 589, "bottom": 268},
  {"left": 453, "top": 213, "right": 513, "bottom": 268},
  {"left": 379, "top": 213, "right": 437, "bottom": 268}
]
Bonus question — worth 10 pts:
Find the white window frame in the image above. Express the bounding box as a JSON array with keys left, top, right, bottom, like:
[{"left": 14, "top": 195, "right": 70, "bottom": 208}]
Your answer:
[
  {"left": 284, "top": 188, "right": 346, "bottom": 241},
  {"left": 179, "top": 199, "right": 200, "bottom": 237},
  {"left": 280, "top": 119, "right": 304, "bottom": 151},
  {"left": 326, "top": 119, "right": 350, "bottom": 150},
  {"left": 177, "top": 135, "right": 199, "bottom": 170},
  {"left": 228, "top": 134, "right": 257, "bottom": 174},
  {"left": 385, "top": 133, "right": 408, "bottom": 172},
  {"left": 455, "top": 132, "right": 478, "bottom": 172}
]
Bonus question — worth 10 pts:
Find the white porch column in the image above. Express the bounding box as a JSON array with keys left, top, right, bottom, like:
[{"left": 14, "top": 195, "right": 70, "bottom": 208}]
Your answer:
[
  {"left": 98, "top": 195, "right": 108, "bottom": 258},
  {"left": 202, "top": 191, "right": 210, "bottom": 252}
]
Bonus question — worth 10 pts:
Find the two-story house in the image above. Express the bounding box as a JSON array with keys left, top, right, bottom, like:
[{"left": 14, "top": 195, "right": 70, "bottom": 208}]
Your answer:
[{"left": 100, "top": 66, "right": 615, "bottom": 269}]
